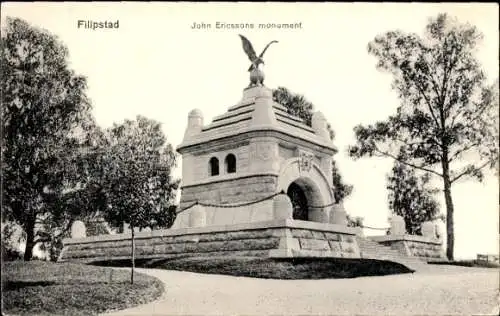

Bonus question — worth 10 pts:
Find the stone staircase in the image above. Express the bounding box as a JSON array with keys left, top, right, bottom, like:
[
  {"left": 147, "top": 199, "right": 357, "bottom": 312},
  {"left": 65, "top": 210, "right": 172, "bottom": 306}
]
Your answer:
[{"left": 356, "top": 237, "right": 428, "bottom": 271}]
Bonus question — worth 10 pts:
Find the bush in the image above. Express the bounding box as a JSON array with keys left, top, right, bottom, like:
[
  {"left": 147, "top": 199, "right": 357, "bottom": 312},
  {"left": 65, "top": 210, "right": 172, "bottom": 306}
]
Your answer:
[{"left": 1, "top": 242, "right": 23, "bottom": 261}]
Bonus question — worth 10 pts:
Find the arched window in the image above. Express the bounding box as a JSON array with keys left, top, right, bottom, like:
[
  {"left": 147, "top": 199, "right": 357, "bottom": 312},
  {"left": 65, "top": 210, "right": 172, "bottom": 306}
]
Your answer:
[
  {"left": 225, "top": 154, "right": 236, "bottom": 173},
  {"left": 209, "top": 157, "right": 219, "bottom": 176}
]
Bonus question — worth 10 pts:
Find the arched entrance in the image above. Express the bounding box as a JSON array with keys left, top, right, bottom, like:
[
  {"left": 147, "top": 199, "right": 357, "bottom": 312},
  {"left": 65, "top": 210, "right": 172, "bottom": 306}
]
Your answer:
[
  {"left": 287, "top": 182, "right": 309, "bottom": 220},
  {"left": 278, "top": 157, "right": 335, "bottom": 223}
]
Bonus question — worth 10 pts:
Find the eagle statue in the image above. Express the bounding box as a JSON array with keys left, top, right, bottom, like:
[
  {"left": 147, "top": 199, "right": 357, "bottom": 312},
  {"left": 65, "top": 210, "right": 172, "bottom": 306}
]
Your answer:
[{"left": 239, "top": 34, "right": 278, "bottom": 72}]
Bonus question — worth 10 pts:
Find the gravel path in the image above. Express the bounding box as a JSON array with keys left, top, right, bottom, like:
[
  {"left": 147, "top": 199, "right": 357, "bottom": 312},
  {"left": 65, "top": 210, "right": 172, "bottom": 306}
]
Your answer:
[{"left": 103, "top": 265, "right": 499, "bottom": 316}]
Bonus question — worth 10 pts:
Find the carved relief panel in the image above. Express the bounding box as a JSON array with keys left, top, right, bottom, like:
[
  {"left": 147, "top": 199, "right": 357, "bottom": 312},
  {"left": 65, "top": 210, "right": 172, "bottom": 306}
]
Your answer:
[{"left": 298, "top": 150, "right": 315, "bottom": 173}]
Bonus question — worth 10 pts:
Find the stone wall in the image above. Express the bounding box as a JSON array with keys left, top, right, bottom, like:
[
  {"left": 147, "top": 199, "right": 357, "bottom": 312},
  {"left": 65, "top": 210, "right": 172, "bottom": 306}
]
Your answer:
[
  {"left": 62, "top": 230, "right": 281, "bottom": 262},
  {"left": 369, "top": 235, "right": 445, "bottom": 260},
  {"left": 172, "top": 200, "right": 275, "bottom": 229},
  {"left": 404, "top": 240, "right": 444, "bottom": 259},
  {"left": 187, "top": 142, "right": 251, "bottom": 185},
  {"left": 60, "top": 220, "right": 361, "bottom": 263},
  {"left": 272, "top": 228, "right": 360, "bottom": 259},
  {"left": 179, "top": 175, "right": 278, "bottom": 209}
]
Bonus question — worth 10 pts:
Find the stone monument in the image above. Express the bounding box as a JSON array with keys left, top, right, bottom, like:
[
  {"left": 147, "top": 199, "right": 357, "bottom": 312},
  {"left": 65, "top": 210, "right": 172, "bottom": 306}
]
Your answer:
[
  {"left": 172, "top": 35, "right": 350, "bottom": 230},
  {"left": 59, "top": 35, "right": 444, "bottom": 267}
]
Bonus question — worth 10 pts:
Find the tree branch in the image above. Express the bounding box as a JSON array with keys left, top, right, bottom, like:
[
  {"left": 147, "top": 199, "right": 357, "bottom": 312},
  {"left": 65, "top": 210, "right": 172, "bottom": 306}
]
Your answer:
[
  {"left": 448, "top": 143, "right": 480, "bottom": 163},
  {"left": 440, "top": 56, "right": 451, "bottom": 117},
  {"left": 451, "top": 159, "right": 493, "bottom": 183},
  {"left": 394, "top": 137, "right": 427, "bottom": 148},
  {"left": 448, "top": 79, "right": 491, "bottom": 131},
  {"left": 439, "top": 39, "right": 450, "bottom": 108},
  {"left": 374, "top": 147, "right": 443, "bottom": 177},
  {"left": 449, "top": 107, "right": 463, "bottom": 129},
  {"left": 464, "top": 100, "right": 491, "bottom": 128},
  {"left": 430, "top": 74, "right": 443, "bottom": 105},
  {"left": 443, "top": 44, "right": 461, "bottom": 115},
  {"left": 402, "top": 68, "right": 441, "bottom": 129},
  {"left": 393, "top": 136, "right": 442, "bottom": 154}
]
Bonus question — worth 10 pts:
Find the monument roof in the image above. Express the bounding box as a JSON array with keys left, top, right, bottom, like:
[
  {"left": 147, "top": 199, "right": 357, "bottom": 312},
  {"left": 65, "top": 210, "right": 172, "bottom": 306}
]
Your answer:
[{"left": 177, "top": 86, "right": 337, "bottom": 154}]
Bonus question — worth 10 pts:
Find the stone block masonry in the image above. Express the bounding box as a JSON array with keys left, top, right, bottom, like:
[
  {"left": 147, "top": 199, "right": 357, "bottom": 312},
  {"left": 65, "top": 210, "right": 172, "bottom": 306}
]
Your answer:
[
  {"left": 60, "top": 220, "right": 361, "bottom": 263},
  {"left": 179, "top": 174, "right": 278, "bottom": 210},
  {"left": 369, "top": 235, "right": 445, "bottom": 260}
]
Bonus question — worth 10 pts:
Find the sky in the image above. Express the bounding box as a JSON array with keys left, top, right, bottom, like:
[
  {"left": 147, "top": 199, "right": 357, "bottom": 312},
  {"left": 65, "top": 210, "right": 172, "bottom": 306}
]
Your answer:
[{"left": 2, "top": 2, "right": 498, "bottom": 259}]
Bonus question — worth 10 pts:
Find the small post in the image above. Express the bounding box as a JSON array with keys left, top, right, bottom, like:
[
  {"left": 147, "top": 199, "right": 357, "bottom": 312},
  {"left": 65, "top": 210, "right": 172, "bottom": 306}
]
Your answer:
[{"left": 131, "top": 225, "right": 135, "bottom": 284}]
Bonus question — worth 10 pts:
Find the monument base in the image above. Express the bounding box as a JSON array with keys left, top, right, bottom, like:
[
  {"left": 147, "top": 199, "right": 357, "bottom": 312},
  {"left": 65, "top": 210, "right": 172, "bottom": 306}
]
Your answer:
[
  {"left": 368, "top": 235, "right": 446, "bottom": 261},
  {"left": 59, "top": 220, "right": 361, "bottom": 263}
]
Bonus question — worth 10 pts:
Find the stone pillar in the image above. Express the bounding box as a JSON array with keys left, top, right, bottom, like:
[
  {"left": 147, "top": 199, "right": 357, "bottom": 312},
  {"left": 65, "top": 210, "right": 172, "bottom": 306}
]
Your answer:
[
  {"left": 273, "top": 194, "right": 293, "bottom": 220},
  {"left": 435, "top": 222, "right": 443, "bottom": 240},
  {"left": 354, "top": 227, "right": 364, "bottom": 237},
  {"left": 389, "top": 215, "right": 406, "bottom": 235},
  {"left": 250, "top": 87, "right": 276, "bottom": 127},
  {"left": 421, "top": 221, "right": 436, "bottom": 238},
  {"left": 320, "top": 157, "right": 334, "bottom": 187},
  {"left": 183, "top": 109, "right": 204, "bottom": 142},
  {"left": 312, "top": 111, "right": 330, "bottom": 140},
  {"left": 309, "top": 207, "right": 329, "bottom": 223},
  {"left": 189, "top": 205, "right": 206, "bottom": 228},
  {"left": 329, "top": 204, "right": 347, "bottom": 226},
  {"left": 71, "top": 220, "right": 86, "bottom": 239},
  {"left": 181, "top": 153, "right": 195, "bottom": 186}
]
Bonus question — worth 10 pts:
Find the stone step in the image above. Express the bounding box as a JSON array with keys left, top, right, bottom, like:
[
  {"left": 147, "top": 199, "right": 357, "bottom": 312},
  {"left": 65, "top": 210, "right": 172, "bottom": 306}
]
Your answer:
[
  {"left": 362, "top": 250, "right": 402, "bottom": 256},
  {"left": 356, "top": 236, "right": 429, "bottom": 271}
]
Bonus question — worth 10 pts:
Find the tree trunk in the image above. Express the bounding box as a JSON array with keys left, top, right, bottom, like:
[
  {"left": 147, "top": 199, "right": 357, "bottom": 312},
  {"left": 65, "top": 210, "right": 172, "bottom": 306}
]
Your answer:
[
  {"left": 23, "top": 219, "right": 36, "bottom": 261},
  {"left": 130, "top": 226, "right": 135, "bottom": 284},
  {"left": 441, "top": 157, "right": 455, "bottom": 261}
]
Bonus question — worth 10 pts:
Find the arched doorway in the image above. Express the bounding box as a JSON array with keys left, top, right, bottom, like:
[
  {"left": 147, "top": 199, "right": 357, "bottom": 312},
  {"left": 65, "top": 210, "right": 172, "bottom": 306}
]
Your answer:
[
  {"left": 287, "top": 182, "right": 309, "bottom": 221},
  {"left": 278, "top": 158, "right": 335, "bottom": 223}
]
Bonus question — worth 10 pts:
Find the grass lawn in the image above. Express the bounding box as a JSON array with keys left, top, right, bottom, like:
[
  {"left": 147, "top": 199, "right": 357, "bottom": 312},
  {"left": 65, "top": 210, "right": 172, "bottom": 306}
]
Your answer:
[
  {"left": 93, "top": 256, "right": 414, "bottom": 279},
  {"left": 2, "top": 260, "right": 164, "bottom": 316}
]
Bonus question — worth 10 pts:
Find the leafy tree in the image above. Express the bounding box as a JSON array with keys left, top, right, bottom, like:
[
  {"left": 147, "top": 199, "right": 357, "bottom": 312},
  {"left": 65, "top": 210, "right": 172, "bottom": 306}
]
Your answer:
[
  {"left": 348, "top": 13, "right": 499, "bottom": 260},
  {"left": 273, "top": 87, "right": 315, "bottom": 127},
  {"left": 34, "top": 177, "right": 110, "bottom": 261},
  {"left": 332, "top": 160, "right": 354, "bottom": 204},
  {"left": 1, "top": 17, "right": 99, "bottom": 260},
  {"left": 272, "top": 87, "right": 353, "bottom": 204},
  {"left": 387, "top": 151, "right": 442, "bottom": 235},
  {"left": 99, "top": 115, "right": 179, "bottom": 283},
  {"left": 85, "top": 220, "right": 112, "bottom": 236}
]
